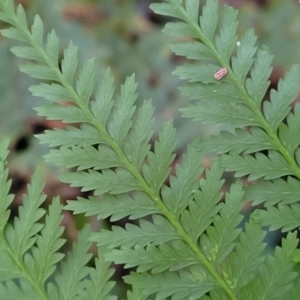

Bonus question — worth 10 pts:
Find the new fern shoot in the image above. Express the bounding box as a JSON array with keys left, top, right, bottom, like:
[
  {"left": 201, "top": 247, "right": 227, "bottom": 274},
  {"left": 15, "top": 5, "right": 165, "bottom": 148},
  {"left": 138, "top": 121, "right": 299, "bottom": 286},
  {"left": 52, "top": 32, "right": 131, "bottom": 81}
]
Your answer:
[{"left": 0, "top": 0, "right": 299, "bottom": 299}]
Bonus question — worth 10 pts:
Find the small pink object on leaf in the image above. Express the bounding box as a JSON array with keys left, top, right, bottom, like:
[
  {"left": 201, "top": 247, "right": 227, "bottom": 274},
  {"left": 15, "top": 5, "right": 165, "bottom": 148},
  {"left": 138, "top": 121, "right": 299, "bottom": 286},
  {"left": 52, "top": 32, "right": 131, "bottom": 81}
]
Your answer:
[{"left": 214, "top": 67, "right": 228, "bottom": 80}]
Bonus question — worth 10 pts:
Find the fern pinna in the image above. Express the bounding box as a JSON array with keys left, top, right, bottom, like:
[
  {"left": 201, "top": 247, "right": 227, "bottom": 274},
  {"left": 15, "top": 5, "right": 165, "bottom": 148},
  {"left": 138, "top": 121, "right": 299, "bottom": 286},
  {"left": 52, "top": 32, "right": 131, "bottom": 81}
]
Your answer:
[{"left": 0, "top": 0, "right": 299, "bottom": 299}]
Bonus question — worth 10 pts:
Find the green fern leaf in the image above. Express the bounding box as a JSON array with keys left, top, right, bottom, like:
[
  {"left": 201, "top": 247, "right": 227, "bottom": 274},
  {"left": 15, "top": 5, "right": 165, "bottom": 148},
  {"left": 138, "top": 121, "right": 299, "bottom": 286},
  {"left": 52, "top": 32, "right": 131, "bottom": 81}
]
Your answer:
[
  {"left": 34, "top": 103, "right": 90, "bottom": 123},
  {"left": 245, "top": 176, "right": 300, "bottom": 206},
  {"left": 125, "top": 266, "right": 215, "bottom": 300},
  {"left": 245, "top": 50, "right": 273, "bottom": 108},
  {"left": 279, "top": 104, "right": 300, "bottom": 156},
  {"left": 2, "top": 0, "right": 299, "bottom": 298},
  {"left": 155, "top": 0, "right": 300, "bottom": 231},
  {"left": 107, "top": 75, "right": 137, "bottom": 144},
  {"left": 202, "top": 128, "right": 275, "bottom": 155},
  {"left": 182, "top": 101, "right": 259, "bottom": 127},
  {"left": 7, "top": 169, "right": 46, "bottom": 258},
  {"left": 66, "top": 192, "right": 159, "bottom": 221},
  {"left": 263, "top": 65, "right": 300, "bottom": 131},
  {"left": 123, "top": 99, "right": 154, "bottom": 169},
  {"left": 200, "top": 181, "right": 244, "bottom": 264},
  {"left": 253, "top": 204, "right": 300, "bottom": 232},
  {"left": 215, "top": 6, "right": 238, "bottom": 63},
  {"left": 170, "top": 41, "right": 213, "bottom": 60},
  {"left": 45, "top": 30, "right": 59, "bottom": 65},
  {"left": 91, "top": 215, "right": 179, "bottom": 248},
  {"left": 0, "top": 138, "right": 116, "bottom": 298},
  {"left": 78, "top": 248, "right": 117, "bottom": 300},
  {"left": 61, "top": 42, "right": 78, "bottom": 85},
  {"left": 30, "top": 83, "right": 74, "bottom": 102},
  {"left": 200, "top": 0, "right": 218, "bottom": 42},
  {"left": 222, "top": 151, "right": 292, "bottom": 180},
  {"left": 76, "top": 58, "right": 96, "bottom": 104},
  {"left": 161, "top": 144, "right": 203, "bottom": 216},
  {"left": 90, "top": 68, "right": 114, "bottom": 126},
  {"left": 221, "top": 221, "right": 266, "bottom": 288},
  {"left": 61, "top": 168, "right": 140, "bottom": 194},
  {"left": 28, "top": 197, "right": 65, "bottom": 284},
  {"left": 45, "top": 145, "right": 122, "bottom": 170},
  {"left": 20, "top": 62, "right": 57, "bottom": 80},
  {"left": 142, "top": 121, "right": 176, "bottom": 193},
  {"left": 179, "top": 81, "right": 243, "bottom": 102},
  {"left": 180, "top": 159, "right": 224, "bottom": 242},
  {"left": 36, "top": 125, "right": 104, "bottom": 147},
  {"left": 52, "top": 225, "right": 92, "bottom": 299},
  {"left": 231, "top": 30, "right": 257, "bottom": 84},
  {"left": 105, "top": 240, "right": 198, "bottom": 273}
]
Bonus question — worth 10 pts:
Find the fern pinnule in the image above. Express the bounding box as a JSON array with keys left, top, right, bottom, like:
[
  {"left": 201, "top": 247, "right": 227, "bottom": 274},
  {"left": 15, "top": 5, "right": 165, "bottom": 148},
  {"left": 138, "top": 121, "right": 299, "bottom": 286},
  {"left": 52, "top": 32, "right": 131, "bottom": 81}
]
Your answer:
[
  {"left": 221, "top": 221, "right": 266, "bottom": 289},
  {"left": 82, "top": 248, "right": 117, "bottom": 300},
  {"left": 246, "top": 176, "right": 300, "bottom": 207}
]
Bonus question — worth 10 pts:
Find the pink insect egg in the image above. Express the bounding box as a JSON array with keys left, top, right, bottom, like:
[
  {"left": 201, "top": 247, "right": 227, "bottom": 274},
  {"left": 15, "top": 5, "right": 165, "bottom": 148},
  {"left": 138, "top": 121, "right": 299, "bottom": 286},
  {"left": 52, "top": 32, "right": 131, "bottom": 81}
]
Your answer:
[{"left": 214, "top": 67, "right": 228, "bottom": 81}]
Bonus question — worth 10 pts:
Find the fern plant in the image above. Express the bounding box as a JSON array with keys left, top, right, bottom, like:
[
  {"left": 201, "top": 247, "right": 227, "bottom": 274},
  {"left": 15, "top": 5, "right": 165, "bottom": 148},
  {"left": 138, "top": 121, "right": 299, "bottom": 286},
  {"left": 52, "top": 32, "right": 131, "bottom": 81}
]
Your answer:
[{"left": 0, "top": 0, "right": 300, "bottom": 299}]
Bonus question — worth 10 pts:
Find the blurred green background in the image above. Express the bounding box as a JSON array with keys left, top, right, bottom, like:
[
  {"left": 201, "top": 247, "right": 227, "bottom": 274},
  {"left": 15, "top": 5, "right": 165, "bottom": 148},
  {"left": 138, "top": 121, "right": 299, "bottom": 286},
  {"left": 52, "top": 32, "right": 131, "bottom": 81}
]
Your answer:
[{"left": 1, "top": 0, "right": 300, "bottom": 297}]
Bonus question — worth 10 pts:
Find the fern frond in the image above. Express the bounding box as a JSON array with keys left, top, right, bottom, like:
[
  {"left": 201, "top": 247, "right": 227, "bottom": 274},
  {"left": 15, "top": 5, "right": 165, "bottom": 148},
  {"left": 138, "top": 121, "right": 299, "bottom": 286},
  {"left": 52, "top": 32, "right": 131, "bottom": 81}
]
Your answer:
[
  {"left": 0, "top": 138, "right": 116, "bottom": 299},
  {"left": 152, "top": 0, "right": 300, "bottom": 232},
  {"left": 1, "top": 0, "right": 299, "bottom": 298},
  {"left": 0, "top": 1, "right": 264, "bottom": 299},
  {"left": 252, "top": 204, "right": 300, "bottom": 232},
  {"left": 0, "top": 141, "right": 63, "bottom": 297},
  {"left": 159, "top": 0, "right": 299, "bottom": 159}
]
